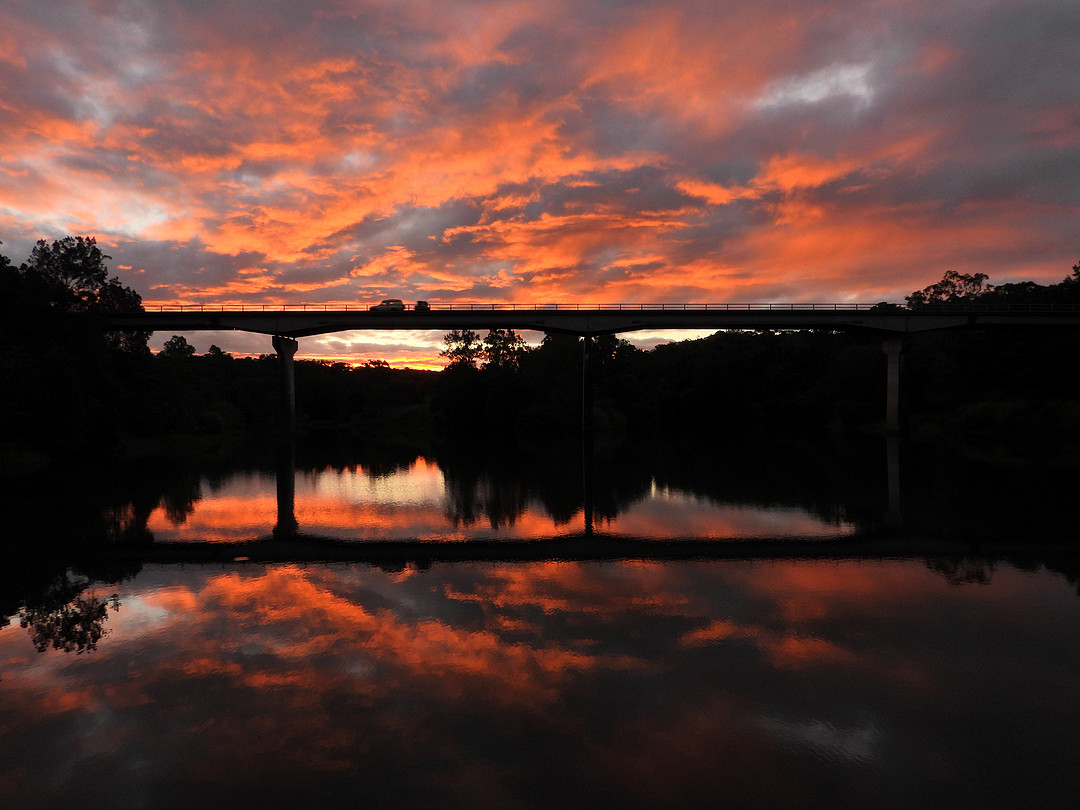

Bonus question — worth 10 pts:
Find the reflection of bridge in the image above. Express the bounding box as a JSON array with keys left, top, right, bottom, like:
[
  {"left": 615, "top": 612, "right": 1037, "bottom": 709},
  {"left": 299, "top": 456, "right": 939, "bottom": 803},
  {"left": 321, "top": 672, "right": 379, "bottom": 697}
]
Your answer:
[
  {"left": 102, "top": 303, "right": 1080, "bottom": 433},
  {"left": 92, "top": 532, "right": 1080, "bottom": 568}
]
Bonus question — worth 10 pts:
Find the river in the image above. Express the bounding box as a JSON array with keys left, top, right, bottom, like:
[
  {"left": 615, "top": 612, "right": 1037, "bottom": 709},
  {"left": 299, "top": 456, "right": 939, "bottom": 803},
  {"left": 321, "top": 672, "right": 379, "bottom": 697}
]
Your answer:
[{"left": 1, "top": 434, "right": 1078, "bottom": 808}]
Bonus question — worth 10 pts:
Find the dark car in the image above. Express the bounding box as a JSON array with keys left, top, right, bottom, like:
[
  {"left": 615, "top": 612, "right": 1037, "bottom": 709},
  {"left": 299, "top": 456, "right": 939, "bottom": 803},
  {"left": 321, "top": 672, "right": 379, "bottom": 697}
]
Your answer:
[
  {"left": 369, "top": 298, "right": 405, "bottom": 311},
  {"left": 415, "top": 300, "right": 430, "bottom": 312}
]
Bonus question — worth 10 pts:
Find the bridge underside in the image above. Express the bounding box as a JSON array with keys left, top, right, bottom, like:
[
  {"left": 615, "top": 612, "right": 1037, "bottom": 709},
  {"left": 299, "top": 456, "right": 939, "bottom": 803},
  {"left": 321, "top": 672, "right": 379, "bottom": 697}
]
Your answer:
[
  {"left": 100, "top": 305, "right": 1080, "bottom": 438},
  {"left": 102, "top": 308, "right": 1080, "bottom": 338}
]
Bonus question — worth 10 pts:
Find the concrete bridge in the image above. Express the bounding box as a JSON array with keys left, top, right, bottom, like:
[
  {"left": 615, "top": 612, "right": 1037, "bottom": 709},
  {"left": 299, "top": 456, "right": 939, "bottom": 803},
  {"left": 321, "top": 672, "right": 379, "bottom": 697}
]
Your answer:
[
  {"left": 103, "top": 301, "right": 1080, "bottom": 338},
  {"left": 102, "top": 302, "right": 1080, "bottom": 433}
]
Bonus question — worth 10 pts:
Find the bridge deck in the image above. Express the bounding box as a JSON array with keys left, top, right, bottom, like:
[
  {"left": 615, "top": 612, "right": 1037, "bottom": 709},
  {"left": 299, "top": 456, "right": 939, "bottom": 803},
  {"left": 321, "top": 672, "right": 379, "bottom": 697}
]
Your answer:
[{"left": 102, "top": 303, "right": 1080, "bottom": 337}]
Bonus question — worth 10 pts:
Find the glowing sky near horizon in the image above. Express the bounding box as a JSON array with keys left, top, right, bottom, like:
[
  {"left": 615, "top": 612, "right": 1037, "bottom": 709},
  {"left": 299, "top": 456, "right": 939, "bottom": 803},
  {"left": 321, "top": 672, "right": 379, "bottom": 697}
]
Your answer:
[{"left": 2, "top": 0, "right": 1078, "bottom": 365}]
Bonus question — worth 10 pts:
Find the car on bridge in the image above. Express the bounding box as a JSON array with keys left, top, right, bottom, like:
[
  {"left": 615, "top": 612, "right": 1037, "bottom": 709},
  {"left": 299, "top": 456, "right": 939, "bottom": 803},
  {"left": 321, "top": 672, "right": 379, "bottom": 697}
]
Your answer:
[
  {"left": 415, "top": 300, "right": 430, "bottom": 312},
  {"left": 370, "top": 298, "right": 405, "bottom": 311}
]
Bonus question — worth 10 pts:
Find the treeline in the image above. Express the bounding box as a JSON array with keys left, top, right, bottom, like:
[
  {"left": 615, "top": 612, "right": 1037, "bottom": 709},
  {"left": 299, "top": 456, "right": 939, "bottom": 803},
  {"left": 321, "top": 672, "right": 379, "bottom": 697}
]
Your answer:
[
  {"left": 898, "top": 266, "right": 1080, "bottom": 459},
  {"left": 434, "top": 328, "right": 883, "bottom": 441},
  {"left": 2, "top": 237, "right": 151, "bottom": 457},
  {"left": 4, "top": 236, "right": 1080, "bottom": 465},
  {"left": 432, "top": 264, "right": 1080, "bottom": 457},
  {"left": 0, "top": 238, "right": 436, "bottom": 462}
]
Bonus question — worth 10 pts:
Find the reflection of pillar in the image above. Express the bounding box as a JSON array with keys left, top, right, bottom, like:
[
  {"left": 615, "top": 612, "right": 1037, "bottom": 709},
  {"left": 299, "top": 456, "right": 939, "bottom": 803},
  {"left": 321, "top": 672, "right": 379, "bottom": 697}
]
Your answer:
[
  {"left": 272, "top": 334, "right": 299, "bottom": 433},
  {"left": 885, "top": 435, "right": 902, "bottom": 533},
  {"left": 273, "top": 438, "right": 298, "bottom": 540},
  {"left": 882, "top": 336, "right": 903, "bottom": 434}
]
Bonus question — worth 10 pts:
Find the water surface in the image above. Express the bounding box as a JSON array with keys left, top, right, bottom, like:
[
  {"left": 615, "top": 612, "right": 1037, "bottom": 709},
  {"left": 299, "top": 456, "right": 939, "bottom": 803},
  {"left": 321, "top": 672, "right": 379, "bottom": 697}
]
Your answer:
[
  {"left": 2, "top": 437, "right": 1078, "bottom": 808},
  {"left": 143, "top": 455, "right": 859, "bottom": 542},
  {"left": 3, "top": 558, "right": 1078, "bottom": 809}
]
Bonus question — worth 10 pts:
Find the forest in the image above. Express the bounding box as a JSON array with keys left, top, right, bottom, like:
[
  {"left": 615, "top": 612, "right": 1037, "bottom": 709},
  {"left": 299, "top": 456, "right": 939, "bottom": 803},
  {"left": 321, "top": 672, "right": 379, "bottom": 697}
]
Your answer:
[{"left": 4, "top": 237, "right": 1080, "bottom": 469}]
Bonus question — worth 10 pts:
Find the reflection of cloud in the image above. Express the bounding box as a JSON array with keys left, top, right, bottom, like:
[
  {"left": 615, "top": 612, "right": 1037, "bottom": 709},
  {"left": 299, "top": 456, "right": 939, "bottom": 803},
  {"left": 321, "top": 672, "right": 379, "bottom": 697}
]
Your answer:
[
  {"left": 144, "top": 464, "right": 857, "bottom": 542},
  {"left": 312, "top": 457, "right": 445, "bottom": 507},
  {"left": 3, "top": 558, "right": 1079, "bottom": 806},
  {"left": 759, "top": 716, "right": 880, "bottom": 763},
  {"left": 152, "top": 565, "right": 608, "bottom": 708},
  {"left": 145, "top": 461, "right": 589, "bottom": 541},
  {"left": 604, "top": 485, "right": 854, "bottom": 539},
  {"left": 680, "top": 615, "right": 858, "bottom": 672}
]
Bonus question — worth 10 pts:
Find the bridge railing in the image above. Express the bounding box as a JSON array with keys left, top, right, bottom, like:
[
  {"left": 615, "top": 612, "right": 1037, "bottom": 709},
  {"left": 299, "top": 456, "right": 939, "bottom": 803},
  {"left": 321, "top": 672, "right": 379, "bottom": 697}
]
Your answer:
[
  {"left": 137, "top": 302, "right": 881, "bottom": 312},
  {"left": 136, "top": 302, "right": 875, "bottom": 312},
  {"left": 136, "top": 301, "right": 1080, "bottom": 313}
]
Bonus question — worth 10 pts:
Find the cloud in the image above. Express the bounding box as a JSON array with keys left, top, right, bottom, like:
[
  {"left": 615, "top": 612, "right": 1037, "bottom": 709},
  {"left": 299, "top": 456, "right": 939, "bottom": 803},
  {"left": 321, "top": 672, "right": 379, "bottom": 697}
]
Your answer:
[
  {"left": 2, "top": 0, "right": 1079, "bottom": 363},
  {"left": 754, "top": 62, "right": 876, "bottom": 109}
]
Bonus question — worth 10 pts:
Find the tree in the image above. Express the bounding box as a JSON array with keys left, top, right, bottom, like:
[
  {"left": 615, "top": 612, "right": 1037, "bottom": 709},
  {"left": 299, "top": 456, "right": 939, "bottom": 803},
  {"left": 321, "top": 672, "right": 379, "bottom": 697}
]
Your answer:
[
  {"left": 590, "top": 333, "right": 641, "bottom": 370},
  {"left": 482, "top": 328, "right": 528, "bottom": 372},
  {"left": 19, "top": 236, "right": 150, "bottom": 353},
  {"left": 98, "top": 280, "right": 152, "bottom": 355},
  {"left": 440, "top": 329, "right": 484, "bottom": 369},
  {"left": 205, "top": 344, "right": 232, "bottom": 360},
  {"left": 25, "top": 236, "right": 116, "bottom": 309},
  {"left": 161, "top": 334, "right": 197, "bottom": 358},
  {"left": 906, "top": 270, "right": 993, "bottom": 307},
  {"left": 1, "top": 236, "right": 158, "bottom": 453},
  {"left": 1055, "top": 260, "right": 1080, "bottom": 302}
]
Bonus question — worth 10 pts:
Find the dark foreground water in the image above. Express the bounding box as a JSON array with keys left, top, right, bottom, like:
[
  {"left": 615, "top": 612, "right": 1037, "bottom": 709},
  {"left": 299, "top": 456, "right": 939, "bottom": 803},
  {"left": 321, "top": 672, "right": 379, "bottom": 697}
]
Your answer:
[{"left": 2, "top": 435, "right": 1078, "bottom": 809}]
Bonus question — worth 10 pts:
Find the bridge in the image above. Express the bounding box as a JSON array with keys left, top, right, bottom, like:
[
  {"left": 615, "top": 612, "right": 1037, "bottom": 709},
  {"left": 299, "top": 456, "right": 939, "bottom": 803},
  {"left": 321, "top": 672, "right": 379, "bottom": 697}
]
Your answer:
[
  {"left": 101, "top": 302, "right": 1080, "bottom": 434},
  {"left": 104, "top": 301, "right": 1080, "bottom": 338}
]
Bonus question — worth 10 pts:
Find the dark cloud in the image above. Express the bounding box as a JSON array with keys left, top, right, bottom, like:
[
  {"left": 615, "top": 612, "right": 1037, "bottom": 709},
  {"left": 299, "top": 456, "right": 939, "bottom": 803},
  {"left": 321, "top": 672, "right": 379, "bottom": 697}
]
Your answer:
[
  {"left": 2, "top": 0, "right": 1078, "bottom": 363},
  {"left": 110, "top": 238, "right": 267, "bottom": 288}
]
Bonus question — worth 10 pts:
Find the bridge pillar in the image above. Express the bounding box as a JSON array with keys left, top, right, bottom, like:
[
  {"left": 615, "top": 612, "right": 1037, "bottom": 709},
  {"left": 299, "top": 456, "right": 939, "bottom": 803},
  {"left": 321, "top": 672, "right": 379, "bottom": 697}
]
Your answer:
[
  {"left": 581, "top": 335, "right": 594, "bottom": 436},
  {"left": 272, "top": 334, "right": 299, "bottom": 432},
  {"left": 885, "top": 436, "right": 903, "bottom": 532},
  {"left": 882, "top": 336, "right": 903, "bottom": 434},
  {"left": 581, "top": 334, "right": 594, "bottom": 536}
]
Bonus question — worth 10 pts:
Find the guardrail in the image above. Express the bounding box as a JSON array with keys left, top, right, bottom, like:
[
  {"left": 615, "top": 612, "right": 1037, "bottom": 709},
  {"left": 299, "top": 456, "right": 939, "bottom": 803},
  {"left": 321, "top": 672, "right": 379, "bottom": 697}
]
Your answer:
[
  {"left": 135, "top": 302, "right": 1080, "bottom": 313},
  {"left": 138, "top": 302, "right": 882, "bottom": 312}
]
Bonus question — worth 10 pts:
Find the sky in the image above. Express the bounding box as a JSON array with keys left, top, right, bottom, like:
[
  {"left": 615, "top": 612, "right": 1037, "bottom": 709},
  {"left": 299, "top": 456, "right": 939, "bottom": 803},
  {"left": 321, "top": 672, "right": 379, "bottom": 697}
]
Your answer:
[{"left": 2, "top": 0, "right": 1078, "bottom": 366}]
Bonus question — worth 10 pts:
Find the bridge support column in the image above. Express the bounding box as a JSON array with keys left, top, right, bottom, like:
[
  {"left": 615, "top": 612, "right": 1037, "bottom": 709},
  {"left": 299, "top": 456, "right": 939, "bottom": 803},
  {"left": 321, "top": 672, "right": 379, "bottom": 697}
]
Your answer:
[
  {"left": 581, "top": 335, "right": 594, "bottom": 537},
  {"left": 885, "top": 435, "right": 903, "bottom": 533},
  {"left": 882, "top": 336, "right": 903, "bottom": 434},
  {"left": 272, "top": 335, "right": 299, "bottom": 432},
  {"left": 581, "top": 335, "right": 594, "bottom": 436}
]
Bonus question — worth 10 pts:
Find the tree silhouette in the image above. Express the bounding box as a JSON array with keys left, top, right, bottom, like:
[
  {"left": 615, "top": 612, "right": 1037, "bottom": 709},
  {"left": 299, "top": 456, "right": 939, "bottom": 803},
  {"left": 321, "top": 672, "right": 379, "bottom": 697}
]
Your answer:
[
  {"left": 441, "top": 329, "right": 484, "bottom": 369},
  {"left": 24, "top": 236, "right": 115, "bottom": 309},
  {"left": 19, "top": 575, "right": 121, "bottom": 654},
  {"left": 161, "top": 334, "right": 197, "bottom": 358},
  {"left": 1, "top": 236, "right": 154, "bottom": 452},
  {"left": 906, "top": 270, "right": 992, "bottom": 307},
  {"left": 482, "top": 328, "right": 527, "bottom": 371},
  {"left": 205, "top": 344, "right": 233, "bottom": 361},
  {"left": 23, "top": 236, "right": 150, "bottom": 353}
]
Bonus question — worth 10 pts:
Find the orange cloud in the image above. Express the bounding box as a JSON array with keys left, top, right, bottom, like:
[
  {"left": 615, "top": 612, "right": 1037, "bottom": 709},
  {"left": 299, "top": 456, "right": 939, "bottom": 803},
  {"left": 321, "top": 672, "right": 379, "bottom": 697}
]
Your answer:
[{"left": 1, "top": 0, "right": 1077, "bottom": 366}]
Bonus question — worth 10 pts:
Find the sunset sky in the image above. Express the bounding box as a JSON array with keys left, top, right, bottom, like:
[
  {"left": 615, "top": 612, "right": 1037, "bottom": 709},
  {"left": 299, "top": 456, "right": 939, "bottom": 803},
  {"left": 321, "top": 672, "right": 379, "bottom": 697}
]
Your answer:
[{"left": 2, "top": 0, "right": 1078, "bottom": 365}]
